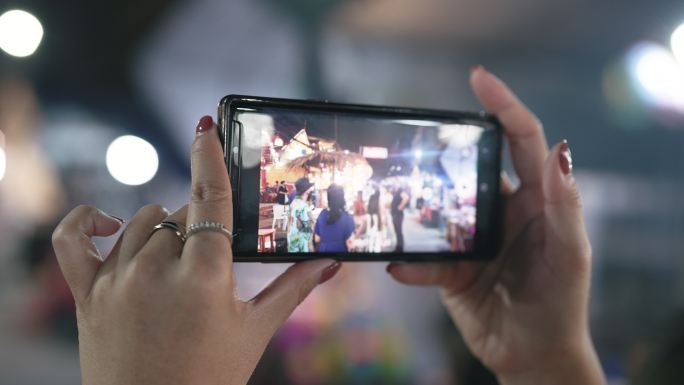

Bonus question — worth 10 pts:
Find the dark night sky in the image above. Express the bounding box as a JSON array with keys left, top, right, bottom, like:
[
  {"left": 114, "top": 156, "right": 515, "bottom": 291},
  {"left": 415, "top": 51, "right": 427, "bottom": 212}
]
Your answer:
[{"left": 248, "top": 107, "right": 461, "bottom": 180}]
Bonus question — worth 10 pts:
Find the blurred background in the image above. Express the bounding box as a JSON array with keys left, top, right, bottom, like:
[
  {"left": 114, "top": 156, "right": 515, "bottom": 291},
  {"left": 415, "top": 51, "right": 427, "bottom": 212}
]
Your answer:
[{"left": 1, "top": 0, "right": 684, "bottom": 384}]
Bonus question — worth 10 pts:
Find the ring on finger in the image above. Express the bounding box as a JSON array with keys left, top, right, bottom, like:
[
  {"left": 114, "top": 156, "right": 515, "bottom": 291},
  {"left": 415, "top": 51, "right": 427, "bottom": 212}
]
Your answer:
[
  {"left": 151, "top": 220, "right": 187, "bottom": 243},
  {"left": 186, "top": 221, "right": 233, "bottom": 244}
]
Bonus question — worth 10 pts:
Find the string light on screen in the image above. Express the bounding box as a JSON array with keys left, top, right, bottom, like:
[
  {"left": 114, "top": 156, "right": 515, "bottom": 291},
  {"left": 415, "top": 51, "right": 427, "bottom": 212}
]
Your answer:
[
  {"left": 0, "top": 9, "right": 44, "bottom": 57},
  {"left": 106, "top": 135, "right": 159, "bottom": 186}
]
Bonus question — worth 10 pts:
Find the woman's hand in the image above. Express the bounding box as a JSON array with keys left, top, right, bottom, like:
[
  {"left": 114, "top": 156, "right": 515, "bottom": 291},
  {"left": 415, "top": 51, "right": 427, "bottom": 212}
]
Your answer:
[
  {"left": 52, "top": 117, "right": 342, "bottom": 385},
  {"left": 387, "top": 67, "right": 604, "bottom": 385}
]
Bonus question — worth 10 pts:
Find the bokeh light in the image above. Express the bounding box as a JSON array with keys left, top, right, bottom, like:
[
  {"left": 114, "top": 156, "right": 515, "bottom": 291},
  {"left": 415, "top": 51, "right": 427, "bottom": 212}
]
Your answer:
[
  {"left": 672, "top": 22, "right": 684, "bottom": 65},
  {"left": 106, "top": 135, "right": 159, "bottom": 186},
  {"left": 0, "top": 9, "right": 44, "bottom": 58},
  {"left": 627, "top": 42, "right": 684, "bottom": 111},
  {"left": 0, "top": 147, "right": 5, "bottom": 181}
]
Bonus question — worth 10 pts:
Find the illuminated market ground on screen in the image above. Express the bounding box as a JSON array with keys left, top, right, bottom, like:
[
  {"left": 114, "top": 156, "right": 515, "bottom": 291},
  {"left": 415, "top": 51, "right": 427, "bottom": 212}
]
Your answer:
[{"left": 239, "top": 109, "right": 483, "bottom": 254}]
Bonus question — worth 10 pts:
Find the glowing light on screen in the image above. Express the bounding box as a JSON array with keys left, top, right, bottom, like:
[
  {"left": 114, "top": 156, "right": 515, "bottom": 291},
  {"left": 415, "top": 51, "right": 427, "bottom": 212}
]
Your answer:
[
  {"left": 672, "top": 23, "right": 684, "bottom": 65},
  {"left": 0, "top": 10, "right": 44, "bottom": 57},
  {"left": 106, "top": 135, "right": 159, "bottom": 186},
  {"left": 627, "top": 42, "right": 684, "bottom": 111},
  {"left": 0, "top": 148, "right": 5, "bottom": 181},
  {"left": 394, "top": 119, "right": 442, "bottom": 126},
  {"left": 360, "top": 146, "right": 388, "bottom": 159},
  {"left": 414, "top": 149, "right": 423, "bottom": 160}
]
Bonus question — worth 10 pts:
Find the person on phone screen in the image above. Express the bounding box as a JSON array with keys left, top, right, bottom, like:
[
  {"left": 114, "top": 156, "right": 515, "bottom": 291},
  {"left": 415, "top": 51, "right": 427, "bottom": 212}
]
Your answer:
[
  {"left": 391, "top": 184, "right": 410, "bottom": 252},
  {"left": 276, "top": 180, "right": 288, "bottom": 205},
  {"left": 314, "top": 184, "right": 355, "bottom": 252},
  {"left": 287, "top": 177, "right": 315, "bottom": 252}
]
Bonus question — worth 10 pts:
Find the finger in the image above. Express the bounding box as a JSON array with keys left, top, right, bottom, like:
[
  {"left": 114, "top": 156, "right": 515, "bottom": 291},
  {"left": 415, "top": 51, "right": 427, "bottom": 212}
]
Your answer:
[
  {"left": 247, "top": 259, "right": 340, "bottom": 335},
  {"left": 470, "top": 66, "right": 548, "bottom": 188},
  {"left": 136, "top": 205, "right": 188, "bottom": 267},
  {"left": 183, "top": 116, "right": 233, "bottom": 271},
  {"left": 117, "top": 204, "right": 169, "bottom": 268},
  {"left": 387, "top": 262, "right": 483, "bottom": 295},
  {"left": 501, "top": 171, "right": 516, "bottom": 195},
  {"left": 52, "top": 205, "right": 124, "bottom": 304},
  {"left": 543, "top": 140, "right": 591, "bottom": 268}
]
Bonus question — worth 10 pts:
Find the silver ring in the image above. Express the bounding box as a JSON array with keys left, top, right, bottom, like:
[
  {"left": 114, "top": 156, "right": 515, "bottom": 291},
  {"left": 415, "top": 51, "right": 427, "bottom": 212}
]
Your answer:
[
  {"left": 186, "top": 221, "right": 233, "bottom": 244},
  {"left": 151, "top": 220, "right": 186, "bottom": 243}
]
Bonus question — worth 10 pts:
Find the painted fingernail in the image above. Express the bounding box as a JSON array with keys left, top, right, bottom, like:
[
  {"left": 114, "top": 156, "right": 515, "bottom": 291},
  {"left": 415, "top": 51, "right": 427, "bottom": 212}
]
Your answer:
[
  {"left": 559, "top": 139, "right": 573, "bottom": 175},
  {"left": 319, "top": 262, "right": 342, "bottom": 284},
  {"left": 196, "top": 115, "right": 214, "bottom": 134},
  {"left": 107, "top": 213, "right": 125, "bottom": 223},
  {"left": 470, "top": 64, "right": 484, "bottom": 75},
  {"left": 386, "top": 264, "right": 394, "bottom": 274}
]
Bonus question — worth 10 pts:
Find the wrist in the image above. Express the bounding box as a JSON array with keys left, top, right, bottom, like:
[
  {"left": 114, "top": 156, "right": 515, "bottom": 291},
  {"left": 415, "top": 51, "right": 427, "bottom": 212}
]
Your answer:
[{"left": 497, "top": 337, "right": 604, "bottom": 385}]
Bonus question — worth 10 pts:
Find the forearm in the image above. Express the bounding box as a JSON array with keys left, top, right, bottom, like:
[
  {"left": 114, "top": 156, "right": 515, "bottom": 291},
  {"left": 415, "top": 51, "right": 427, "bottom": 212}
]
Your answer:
[{"left": 498, "top": 340, "right": 604, "bottom": 385}]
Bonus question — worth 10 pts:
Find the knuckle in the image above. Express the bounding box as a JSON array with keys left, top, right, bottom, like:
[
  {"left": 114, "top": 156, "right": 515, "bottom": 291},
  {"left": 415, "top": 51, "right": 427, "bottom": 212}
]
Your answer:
[
  {"left": 191, "top": 180, "right": 231, "bottom": 204},
  {"left": 181, "top": 260, "right": 230, "bottom": 291},
  {"left": 139, "top": 203, "right": 168, "bottom": 218},
  {"left": 74, "top": 204, "right": 99, "bottom": 216},
  {"left": 52, "top": 205, "right": 98, "bottom": 246},
  {"left": 51, "top": 225, "right": 69, "bottom": 248},
  {"left": 51, "top": 226, "right": 80, "bottom": 250},
  {"left": 121, "top": 262, "right": 160, "bottom": 299}
]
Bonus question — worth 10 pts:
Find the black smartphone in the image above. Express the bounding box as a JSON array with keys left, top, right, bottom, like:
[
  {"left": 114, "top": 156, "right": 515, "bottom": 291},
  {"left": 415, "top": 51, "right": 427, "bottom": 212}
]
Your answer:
[{"left": 218, "top": 95, "right": 502, "bottom": 262}]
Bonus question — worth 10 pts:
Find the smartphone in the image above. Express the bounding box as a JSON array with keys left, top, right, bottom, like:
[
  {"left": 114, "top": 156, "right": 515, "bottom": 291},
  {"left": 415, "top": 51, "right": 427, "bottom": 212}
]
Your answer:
[{"left": 218, "top": 95, "right": 502, "bottom": 262}]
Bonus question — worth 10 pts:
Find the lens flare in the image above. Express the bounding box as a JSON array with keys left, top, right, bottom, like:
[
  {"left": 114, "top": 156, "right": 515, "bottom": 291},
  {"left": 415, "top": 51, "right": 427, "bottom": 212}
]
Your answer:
[
  {"left": 106, "top": 135, "right": 158, "bottom": 186},
  {"left": 627, "top": 42, "right": 684, "bottom": 111},
  {"left": 0, "top": 10, "right": 44, "bottom": 57}
]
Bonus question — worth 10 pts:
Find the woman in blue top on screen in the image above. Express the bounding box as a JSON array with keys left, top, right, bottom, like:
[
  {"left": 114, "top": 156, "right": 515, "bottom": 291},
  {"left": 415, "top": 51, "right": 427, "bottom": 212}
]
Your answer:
[{"left": 314, "top": 184, "right": 355, "bottom": 252}]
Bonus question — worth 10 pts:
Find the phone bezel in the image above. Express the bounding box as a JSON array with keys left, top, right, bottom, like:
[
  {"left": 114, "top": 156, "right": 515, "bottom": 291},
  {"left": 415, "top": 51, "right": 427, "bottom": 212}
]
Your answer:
[{"left": 218, "top": 95, "right": 502, "bottom": 262}]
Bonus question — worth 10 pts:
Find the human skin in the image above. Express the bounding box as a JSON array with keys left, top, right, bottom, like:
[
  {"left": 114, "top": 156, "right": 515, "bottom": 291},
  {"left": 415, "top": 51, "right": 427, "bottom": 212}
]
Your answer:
[
  {"left": 52, "top": 67, "right": 605, "bottom": 385},
  {"left": 52, "top": 117, "right": 342, "bottom": 385},
  {"left": 388, "top": 66, "right": 605, "bottom": 385}
]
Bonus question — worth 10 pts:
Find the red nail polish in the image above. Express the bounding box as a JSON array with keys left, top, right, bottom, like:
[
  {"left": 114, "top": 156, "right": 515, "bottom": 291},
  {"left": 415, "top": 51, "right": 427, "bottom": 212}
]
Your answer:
[
  {"left": 559, "top": 139, "right": 573, "bottom": 175},
  {"left": 319, "top": 262, "right": 341, "bottom": 284},
  {"left": 196, "top": 116, "right": 214, "bottom": 134}
]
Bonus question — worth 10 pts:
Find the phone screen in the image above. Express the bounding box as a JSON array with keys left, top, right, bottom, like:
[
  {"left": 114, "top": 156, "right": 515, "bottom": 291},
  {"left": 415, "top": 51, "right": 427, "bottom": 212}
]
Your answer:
[{"left": 223, "top": 96, "right": 501, "bottom": 261}]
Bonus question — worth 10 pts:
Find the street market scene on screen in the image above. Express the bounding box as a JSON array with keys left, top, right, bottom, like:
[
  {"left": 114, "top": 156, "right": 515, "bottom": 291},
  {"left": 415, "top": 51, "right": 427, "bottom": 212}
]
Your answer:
[{"left": 237, "top": 109, "right": 484, "bottom": 254}]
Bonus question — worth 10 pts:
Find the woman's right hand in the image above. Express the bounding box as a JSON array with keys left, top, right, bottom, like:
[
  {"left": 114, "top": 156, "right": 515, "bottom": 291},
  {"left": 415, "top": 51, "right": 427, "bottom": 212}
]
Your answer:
[{"left": 388, "top": 67, "right": 604, "bottom": 385}]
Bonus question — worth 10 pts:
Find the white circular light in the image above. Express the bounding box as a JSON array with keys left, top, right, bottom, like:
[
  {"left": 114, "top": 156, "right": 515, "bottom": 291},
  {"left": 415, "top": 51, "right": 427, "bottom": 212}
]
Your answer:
[
  {"left": 0, "top": 10, "right": 44, "bottom": 58},
  {"left": 106, "top": 135, "right": 158, "bottom": 186},
  {"left": 672, "top": 23, "right": 684, "bottom": 65},
  {"left": 0, "top": 148, "right": 5, "bottom": 181},
  {"left": 627, "top": 42, "right": 684, "bottom": 110}
]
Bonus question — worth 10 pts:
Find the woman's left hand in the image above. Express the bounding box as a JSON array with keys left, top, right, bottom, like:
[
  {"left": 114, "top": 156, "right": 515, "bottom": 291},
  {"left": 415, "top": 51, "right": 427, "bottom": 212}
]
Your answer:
[{"left": 52, "top": 116, "right": 341, "bottom": 385}]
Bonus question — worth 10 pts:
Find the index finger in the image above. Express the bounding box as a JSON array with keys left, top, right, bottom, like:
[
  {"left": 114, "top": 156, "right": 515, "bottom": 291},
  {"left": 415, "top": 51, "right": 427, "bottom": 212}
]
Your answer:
[
  {"left": 183, "top": 116, "right": 233, "bottom": 270},
  {"left": 470, "top": 66, "right": 549, "bottom": 188},
  {"left": 52, "top": 205, "right": 124, "bottom": 304}
]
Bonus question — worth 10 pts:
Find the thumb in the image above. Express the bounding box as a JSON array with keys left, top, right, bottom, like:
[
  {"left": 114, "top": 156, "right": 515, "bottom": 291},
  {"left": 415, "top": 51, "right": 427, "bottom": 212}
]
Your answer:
[
  {"left": 543, "top": 140, "right": 591, "bottom": 264},
  {"left": 247, "top": 259, "right": 341, "bottom": 334}
]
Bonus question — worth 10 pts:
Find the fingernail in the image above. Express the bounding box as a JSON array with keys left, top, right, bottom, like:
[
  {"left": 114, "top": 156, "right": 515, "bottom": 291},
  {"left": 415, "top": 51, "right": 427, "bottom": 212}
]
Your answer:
[
  {"left": 470, "top": 65, "right": 484, "bottom": 75},
  {"left": 559, "top": 139, "right": 573, "bottom": 175},
  {"left": 319, "top": 261, "right": 342, "bottom": 284},
  {"left": 386, "top": 264, "right": 394, "bottom": 274},
  {"left": 106, "top": 213, "right": 125, "bottom": 223},
  {"left": 196, "top": 115, "right": 214, "bottom": 134}
]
